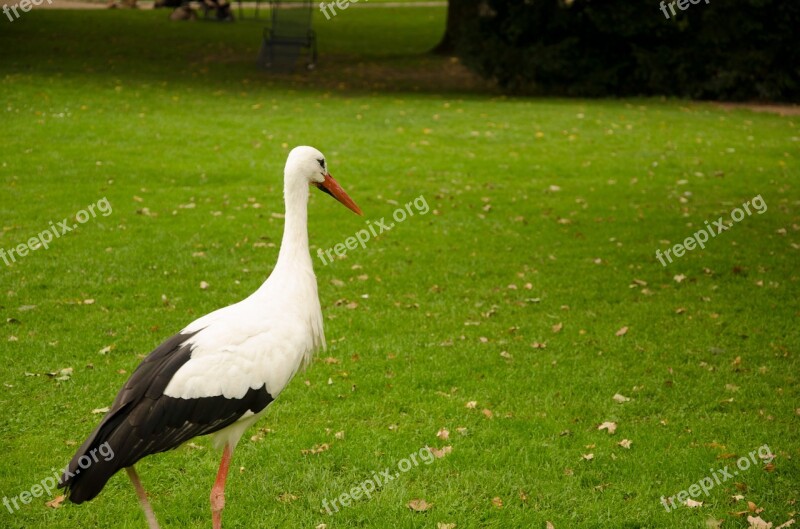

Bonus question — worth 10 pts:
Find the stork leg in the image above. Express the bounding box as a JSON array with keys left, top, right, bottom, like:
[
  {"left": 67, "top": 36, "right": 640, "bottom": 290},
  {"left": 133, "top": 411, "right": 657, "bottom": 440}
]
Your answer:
[
  {"left": 211, "top": 443, "right": 233, "bottom": 529},
  {"left": 126, "top": 466, "right": 161, "bottom": 529}
]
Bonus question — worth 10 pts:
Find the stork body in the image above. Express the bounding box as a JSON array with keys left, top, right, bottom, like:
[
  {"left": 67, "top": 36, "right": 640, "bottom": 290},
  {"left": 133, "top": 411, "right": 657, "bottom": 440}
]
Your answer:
[{"left": 59, "top": 146, "right": 362, "bottom": 528}]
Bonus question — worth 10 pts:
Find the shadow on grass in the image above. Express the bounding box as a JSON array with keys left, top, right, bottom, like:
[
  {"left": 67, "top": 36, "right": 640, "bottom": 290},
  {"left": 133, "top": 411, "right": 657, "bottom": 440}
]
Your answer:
[{"left": 1, "top": 8, "right": 497, "bottom": 95}]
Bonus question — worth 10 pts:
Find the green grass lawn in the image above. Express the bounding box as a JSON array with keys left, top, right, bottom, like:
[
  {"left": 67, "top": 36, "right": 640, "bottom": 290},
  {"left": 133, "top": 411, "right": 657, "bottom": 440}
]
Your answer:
[{"left": 1, "top": 7, "right": 798, "bottom": 529}]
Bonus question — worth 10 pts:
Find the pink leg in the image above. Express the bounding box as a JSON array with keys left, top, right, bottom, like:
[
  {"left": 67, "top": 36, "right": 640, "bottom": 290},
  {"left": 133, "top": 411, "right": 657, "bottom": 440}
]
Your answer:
[
  {"left": 126, "top": 466, "right": 161, "bottom": 529},
  {"left": 211, "top": 443, "right": 233, "bottom": 529}
]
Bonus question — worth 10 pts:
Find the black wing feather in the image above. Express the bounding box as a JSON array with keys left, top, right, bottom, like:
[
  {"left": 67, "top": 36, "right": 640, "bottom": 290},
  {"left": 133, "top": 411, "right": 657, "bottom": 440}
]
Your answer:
[{"left": 59, "top": 330, "right": 274, "bottom": 504}]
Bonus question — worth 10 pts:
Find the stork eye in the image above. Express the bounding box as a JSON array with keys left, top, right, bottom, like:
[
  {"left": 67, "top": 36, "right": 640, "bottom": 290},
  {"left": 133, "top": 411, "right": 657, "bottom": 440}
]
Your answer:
[{"left": 317, "top": 158, "right": 325, "bottom": 169}]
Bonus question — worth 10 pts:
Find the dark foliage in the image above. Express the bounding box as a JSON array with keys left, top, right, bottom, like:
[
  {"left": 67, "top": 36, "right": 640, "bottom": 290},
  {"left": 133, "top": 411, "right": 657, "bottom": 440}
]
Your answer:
[{"left": 455, "top": 0, "right": 800, "bottom": 101}]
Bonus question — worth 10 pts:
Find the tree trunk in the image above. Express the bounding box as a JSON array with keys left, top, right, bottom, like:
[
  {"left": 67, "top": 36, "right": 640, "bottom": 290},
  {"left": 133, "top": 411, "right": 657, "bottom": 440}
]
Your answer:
[{"left": 431, "top": 0, "right": 474, "bottom": 55}]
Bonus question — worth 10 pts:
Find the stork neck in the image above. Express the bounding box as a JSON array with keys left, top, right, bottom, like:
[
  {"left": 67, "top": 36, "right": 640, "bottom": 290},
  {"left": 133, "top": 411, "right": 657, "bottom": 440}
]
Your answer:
[{"left": 274, "top": 179, "right": 312, "bottom": 273}]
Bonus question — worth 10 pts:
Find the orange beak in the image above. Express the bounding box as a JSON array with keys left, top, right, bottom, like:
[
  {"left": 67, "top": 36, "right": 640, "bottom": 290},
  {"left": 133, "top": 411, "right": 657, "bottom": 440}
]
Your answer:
[{"left": 314, "top": 173, "right": 363, "bottom": 216}]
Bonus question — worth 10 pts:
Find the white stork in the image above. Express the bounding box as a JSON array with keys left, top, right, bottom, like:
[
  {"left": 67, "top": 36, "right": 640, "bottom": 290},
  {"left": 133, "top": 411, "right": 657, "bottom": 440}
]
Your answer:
[{"left": 58, "top": 146, "right": 362, "bottom": 529}]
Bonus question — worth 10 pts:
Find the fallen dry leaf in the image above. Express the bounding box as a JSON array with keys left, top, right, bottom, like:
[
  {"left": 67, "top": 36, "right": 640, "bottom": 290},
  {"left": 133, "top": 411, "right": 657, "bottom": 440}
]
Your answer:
[
  {"left": 598, "top": 421, "right": 617, "bottom": 434},
  {"left": 46, "top": 495, "right": 65, "bottom": 509},
  {"left": 615, "top": 326, "right": 628, "bottom": 337},
  {"left": 582, "top": 453, "right": 594, "bottom": 461},
  {"left": 482, "top": 409, "right": 494, "bottom": 419},
  {"left": 547, "top": 523, "right": 555, "bottom": 529},
  {"left": 465, "top": 401, "right": 477, "bottom": 409},
  {"left": 430, "top": 446, "right": 452, "bottom": 458},
  {"left": 612, "top": 393, "right": 630, "bottom": 403},
  {"left": 685, "top": 498, "right": 703, "bottom": 508},
  {"left": 747, "top": 515, "right": 773, "bottom": 529},
  {"left": 552, "top": 322, "right": 563, "bottom": 333},
  {"left": 618, "top": 439, "right": 632, "bottom": 449},
  {"left": 277, "top": 492, "right": 298, "bottom": 503},
  {"left": 300, "top": 443, "right": 329, "bottom": 455},
  {"left": 408, "top": 498, "right": 432, "bottom": 512},
  {"left": 436, "top": 428, "right": 450, "bottom": 440},
  {"left": 531, "top": 341, "right": 547, "bottom": 349},
  {"left": 437, "top": 523, "right": 456, "bottom": 529}
]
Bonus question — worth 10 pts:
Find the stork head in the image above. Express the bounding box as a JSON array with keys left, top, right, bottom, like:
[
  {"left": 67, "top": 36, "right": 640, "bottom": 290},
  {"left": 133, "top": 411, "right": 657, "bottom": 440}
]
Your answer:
[{"left": 286, "top": 146, "right": 363, "bottom": 216}]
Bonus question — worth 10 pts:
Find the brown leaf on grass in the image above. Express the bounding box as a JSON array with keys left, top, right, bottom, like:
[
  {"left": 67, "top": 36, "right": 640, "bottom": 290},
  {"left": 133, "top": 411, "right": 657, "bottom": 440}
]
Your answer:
[
  {"left": 747, "top": 515, "right": 773, "bottom": 529},
  {"left": 618, "top": 439, "right": 632, "bottom": 449},
  {"left": 612, "top": 393, "right": 630, "bottom": 403},
  {"left": 277, "top": 492, "right": 298, "bottom": 503},
  {"left": 482, "top": 409, "right": 494, "bottom": 419},
  {"left": 598, "top": 421, "right": 617, "bottom": 434},
  {"left": 300, "top": 443, "right": 329, "bottom": 455},
  {"left": 547, "top": 523, "right": 556, "bottom": 529},
  {"left": 552, "top": 322, "right": 563, "bottom": 333},
  {"left": 776, "top": 520, "right": 796, "bottom": 529},
  {"left": 407, "top": 499, "right": 432, "bottom": 512},
  {"left": 46, "top": 495, "right": 65, "bottom": 509},
  {"left": 582, "top": 453, "right": 594, "bottom": 461},
  {"left": 465, "top": 401, "right": 477, "bottom": 409},
  {"left": 491, "top": 497, "right": 503, "bottom": 508},
  {"left": 685, "top": 498, "right": 703, "bottom": 508},
  {"left": 437, "top": 523, "right": 456, "bottom": 529},
  {"left": 322, "top": 357, "right": 340, "bottom": 364},
  {"left": 430, "top": 446, "right": 452, "bottom": 458},
  {"left": 615, "top": 326, "right": 628, "bottom": 336},
  {"left": 436, "top": 428, "right": 450, "bottom": 440},
  {"left": 531, "top": 341, "right": 547, "bottom": 349}
]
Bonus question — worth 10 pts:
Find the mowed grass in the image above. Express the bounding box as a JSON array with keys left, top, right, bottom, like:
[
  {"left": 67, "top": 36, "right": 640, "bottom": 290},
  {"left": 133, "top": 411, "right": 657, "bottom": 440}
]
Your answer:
[{"left": 1, "top": 7, "right": 799, "bottom": 529}]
